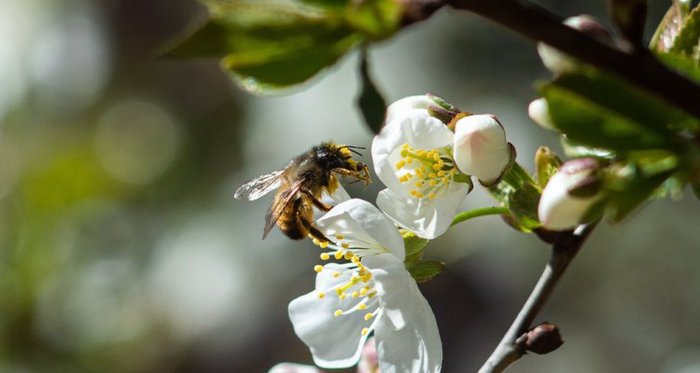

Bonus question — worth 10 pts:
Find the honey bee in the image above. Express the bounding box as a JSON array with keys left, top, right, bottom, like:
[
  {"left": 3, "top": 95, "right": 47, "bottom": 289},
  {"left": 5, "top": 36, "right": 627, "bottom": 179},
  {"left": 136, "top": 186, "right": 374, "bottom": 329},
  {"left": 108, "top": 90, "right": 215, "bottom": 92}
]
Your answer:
[{"left": 234, "top": 142, "right": 370, "bottom": 242}]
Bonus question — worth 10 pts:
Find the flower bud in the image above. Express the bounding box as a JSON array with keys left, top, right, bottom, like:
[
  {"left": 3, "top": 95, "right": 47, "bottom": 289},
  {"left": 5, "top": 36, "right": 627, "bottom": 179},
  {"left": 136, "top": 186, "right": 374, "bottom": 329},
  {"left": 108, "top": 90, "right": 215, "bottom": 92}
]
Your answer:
[
  {"left": 517, "top": 322, "right": 564, "bottom": 355},
  {"left": 453, "top": 114, "right": 512, "bottom": 184},
  {"left": 537, "top": 15, "right": 613, "bottom": 74},
  {"left": 538, "top": 158, "right": 605, "bottom": 230},
  {"left": 528, "top": 98, "right": 555, "bottom": 131}
]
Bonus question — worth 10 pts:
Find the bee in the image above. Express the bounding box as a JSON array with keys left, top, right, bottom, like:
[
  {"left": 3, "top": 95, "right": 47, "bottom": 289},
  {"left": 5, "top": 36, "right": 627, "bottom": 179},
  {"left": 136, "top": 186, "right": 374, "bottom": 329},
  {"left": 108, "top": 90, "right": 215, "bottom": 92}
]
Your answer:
[{"left": 234, "top": 141, "right": 370, "bottom": 242}]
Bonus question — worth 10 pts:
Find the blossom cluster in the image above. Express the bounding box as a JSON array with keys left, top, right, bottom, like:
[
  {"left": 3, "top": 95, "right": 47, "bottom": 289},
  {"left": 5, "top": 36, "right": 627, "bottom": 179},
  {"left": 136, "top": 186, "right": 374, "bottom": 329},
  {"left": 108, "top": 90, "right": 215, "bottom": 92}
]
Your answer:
[
  {"left": 275, "top": 95, "right": 522, "bottom": 372},
  {"left": 276, "top": 94, "right": 597, "bottom": 372}
]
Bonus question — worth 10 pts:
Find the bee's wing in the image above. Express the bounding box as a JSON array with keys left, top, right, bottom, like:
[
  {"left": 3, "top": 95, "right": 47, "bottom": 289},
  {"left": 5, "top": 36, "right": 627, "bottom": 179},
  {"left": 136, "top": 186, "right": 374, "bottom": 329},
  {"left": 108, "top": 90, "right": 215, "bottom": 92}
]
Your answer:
[
  {"left": 234, "top": 169, "right": 284, "bottom": 201},
  {"left": 262, "top": 179, "right": 305, "bottom": 239}
]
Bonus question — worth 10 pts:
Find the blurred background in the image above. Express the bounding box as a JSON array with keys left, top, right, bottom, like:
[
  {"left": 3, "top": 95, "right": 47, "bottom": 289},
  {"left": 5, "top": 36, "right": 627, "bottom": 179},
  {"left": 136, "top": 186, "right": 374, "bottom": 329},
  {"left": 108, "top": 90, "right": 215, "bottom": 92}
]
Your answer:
[{"left": 1, "top": 0, "right": 699, "bottom": 372}]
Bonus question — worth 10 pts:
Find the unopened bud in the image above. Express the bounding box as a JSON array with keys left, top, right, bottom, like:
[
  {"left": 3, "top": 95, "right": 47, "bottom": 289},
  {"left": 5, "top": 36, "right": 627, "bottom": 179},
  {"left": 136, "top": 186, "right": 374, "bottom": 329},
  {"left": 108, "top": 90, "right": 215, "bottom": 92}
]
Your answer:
[
  {"left": 537, "top": 15, "right": 613, "bottom": 74},
  {"left": 517, "top": 322, "right": 564, "bottom": 355},
  {"left": 453, "top": 114, "right": 512, "bottom": 185},
  {"left": 538, "top": 158, "right": 605, "bottom": 230},
  {"left": 357, "top": 338, "right": 379, "bottom": 373},
  {"left": 528, "top": 98, "right": 556, "bottom": 131}
]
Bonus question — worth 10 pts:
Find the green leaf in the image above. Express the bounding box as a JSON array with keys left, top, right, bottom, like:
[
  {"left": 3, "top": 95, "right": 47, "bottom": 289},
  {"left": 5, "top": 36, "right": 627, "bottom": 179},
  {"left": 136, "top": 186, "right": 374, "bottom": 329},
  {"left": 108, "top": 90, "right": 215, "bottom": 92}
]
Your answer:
[
  {"left": 603, "top": 160, "right": 676, "bottom": 221},
  {"left": 406, "top": 260, "right": 444, "bottom": 283},
  {"left": 650, "top": 0, "right": 692, "bottom": 52},
  {"left": 356, "top": 50, "right": 386, "bottom": 134},
  {"left": 539, "top": 71, "right": 694, "bottom": 152},
  {"left": 345, "top": 0, "right": 402, "bottom": 39},
  {"left": 167, "top": 2, "right": 361, "bottom": 93},
  {"left": 670, "top": 4, "right": 700, "bottom": 60}
]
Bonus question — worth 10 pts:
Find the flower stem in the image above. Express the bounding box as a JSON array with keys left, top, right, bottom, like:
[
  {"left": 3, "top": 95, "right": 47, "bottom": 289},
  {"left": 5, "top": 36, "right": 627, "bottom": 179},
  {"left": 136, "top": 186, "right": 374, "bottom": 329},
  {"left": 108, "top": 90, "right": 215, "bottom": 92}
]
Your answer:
[
  {"left": 451, "top": 206, "right": 510, "bottom": 226},
  {"left": 478, "top": 221, "right": 599, "bottom": 373}
]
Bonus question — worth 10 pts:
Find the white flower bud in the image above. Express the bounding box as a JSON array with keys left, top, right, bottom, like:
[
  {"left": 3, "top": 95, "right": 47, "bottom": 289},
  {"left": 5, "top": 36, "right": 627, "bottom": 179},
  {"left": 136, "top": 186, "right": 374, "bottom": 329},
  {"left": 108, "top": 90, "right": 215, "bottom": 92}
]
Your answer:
[
  {"left": 537, "top": 15, "right": 613, "bottom": 74},
  {"left": 528, "top": 98, "right": 556, "bottom": 131},
  {"left": 538, "top": 158, "right": 604, "bottom": 230},
  {"left": 453, "top": 114, "right": 511, "bottom": 184}
]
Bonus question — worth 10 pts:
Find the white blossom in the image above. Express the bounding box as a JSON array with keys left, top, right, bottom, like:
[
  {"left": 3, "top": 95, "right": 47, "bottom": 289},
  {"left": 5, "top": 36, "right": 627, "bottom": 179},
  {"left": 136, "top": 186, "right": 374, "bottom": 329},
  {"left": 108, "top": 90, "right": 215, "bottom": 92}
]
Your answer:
[{"left": 288, "top": 199, "right": 442, "bottom": 373}]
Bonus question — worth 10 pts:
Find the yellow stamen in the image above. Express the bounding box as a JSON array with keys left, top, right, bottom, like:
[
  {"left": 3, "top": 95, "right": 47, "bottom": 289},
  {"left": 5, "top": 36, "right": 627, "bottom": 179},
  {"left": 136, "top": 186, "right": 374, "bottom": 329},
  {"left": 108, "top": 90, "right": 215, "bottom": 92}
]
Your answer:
[
  {"left": 361, "top": 328, "right": 369, "bottom": 336},
  {"left": 318, "top": 292, "right": 325, "bottom": 299},
  {"left": 320, "top": 253, "right": 330, "bottom": 260},
  {"left": 364, "top": 313, "right": 374, "bottom": 321},
  {"left": 314, "top": 265, "right": 324, "bottom": 273},
  {"left": 334, "top": 309, "right": 343, "bottom": 317}
]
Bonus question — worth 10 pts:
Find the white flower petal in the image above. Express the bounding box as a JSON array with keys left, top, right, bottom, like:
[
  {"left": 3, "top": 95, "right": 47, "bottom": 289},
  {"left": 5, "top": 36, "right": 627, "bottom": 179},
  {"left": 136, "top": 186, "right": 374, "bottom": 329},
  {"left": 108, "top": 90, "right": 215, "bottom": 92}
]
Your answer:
[
  {"left": 453, "top": 114, "right": 510, "bottom": 184},
  {"left": 385, "top": 95, "right": 434, "bottom": 125},
  {"left": 316, "top": 199, "right": 405, "bottom": 260},
  {"left": 289, "top": 267, "right": 374, "bottom": 368},
  {"left": 268, "top": 363, "right": 322, "bottom": 373},
  {"left": 362, "top": 254, "right": 442, "bottom": 373},
  {"left": 377, "top": 186, "right": 468, "bottom": 239},
  {"left": 373, "top": 113, "right": 453, "bottom": 195}
]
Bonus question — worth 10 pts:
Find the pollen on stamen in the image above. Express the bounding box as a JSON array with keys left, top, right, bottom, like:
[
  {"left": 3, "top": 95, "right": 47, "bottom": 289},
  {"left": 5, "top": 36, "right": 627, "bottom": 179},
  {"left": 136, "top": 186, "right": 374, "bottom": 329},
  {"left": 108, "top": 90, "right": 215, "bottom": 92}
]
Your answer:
[
  {"left": 361, "top": 328, "right": 370, "bottom": 336},
  {"left": 319, "top": 241, "right": 329, "bottom": 249},
  {"left": 318, "top": 292, "right": 325, "bottom": 299},
  {"left": 320, "top": 253, "right": 330, "bottom": 260},
  {"left": 395, "top": 160, "right": 406, "bottom": 169},
  {"left": 334, "top": 309, "right": 343, "bottom": 317},
  {"left": 368, "top": 291, "right": 377, "bottom": 299},
  {"left": 333, "top": 271, "right": 341, "bottom": 278},
  {"left": 364, "top": 312, "right": 374, "bottom": 321},
  {"left": 334, "top": 250, "right": 344, "bottom": 260},
  {"left": 358, "top": 303, "right": 368, "bottom": 310},
  {"left": 335, "top": 234, "right": 345, "bottom": 240},
  {"left": 341, "top": 242, "right": 350, "bottom": 249},
  {"left": 314, "top": 265, "right": 324, "bottom": 273},
  {"left": 359, "top": 288, "right": 369, "bottom": 296},
  {"left": 352, "top": 291, "right": 359, "bottom": 298},
  {"left": 344, "top": 251, "right": 354, "bottom": 260}
]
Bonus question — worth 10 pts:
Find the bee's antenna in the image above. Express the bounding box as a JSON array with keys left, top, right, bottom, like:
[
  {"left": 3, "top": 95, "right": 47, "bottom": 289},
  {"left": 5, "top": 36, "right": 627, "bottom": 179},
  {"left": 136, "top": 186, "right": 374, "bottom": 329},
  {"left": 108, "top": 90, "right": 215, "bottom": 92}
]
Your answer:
[{"left": 341, "top": 145, "right": 365, "bottom": 156}]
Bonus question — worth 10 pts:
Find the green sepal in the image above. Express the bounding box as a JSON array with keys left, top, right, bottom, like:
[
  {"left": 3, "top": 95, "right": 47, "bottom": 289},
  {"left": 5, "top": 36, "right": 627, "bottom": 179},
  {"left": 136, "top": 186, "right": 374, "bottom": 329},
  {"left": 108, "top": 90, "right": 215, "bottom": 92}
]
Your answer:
[
  {"left": 406, "top": 260, "right": 445, "bottom": 283},
  {"left": 402, "top": 230, "right": 429, "bottom": 258},
  {"left": 504, "top": 181, "right": 542, "bottom": 232},
  {"left": 534, "top": 146, "right": 562, "bottom": 188}
]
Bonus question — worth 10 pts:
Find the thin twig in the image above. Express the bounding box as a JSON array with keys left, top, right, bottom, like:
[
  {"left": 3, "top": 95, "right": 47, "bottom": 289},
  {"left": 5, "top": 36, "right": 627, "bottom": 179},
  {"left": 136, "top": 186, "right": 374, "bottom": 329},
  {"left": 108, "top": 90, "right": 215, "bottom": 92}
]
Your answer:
[
  {"left": 447, "top": 0, "right": 700, "bottom": 119},
  {"left": 451, "top": 206, "right": 510, "bottom": 226},
  {"left": 478, "top": 222, "right": 599, "bottom": 373}
]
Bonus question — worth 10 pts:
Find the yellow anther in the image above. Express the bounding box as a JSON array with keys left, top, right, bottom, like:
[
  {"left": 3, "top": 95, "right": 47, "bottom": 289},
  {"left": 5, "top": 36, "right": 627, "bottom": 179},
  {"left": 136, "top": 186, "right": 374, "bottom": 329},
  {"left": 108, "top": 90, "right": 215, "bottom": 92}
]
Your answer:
[
  {"left": 429, "top": 172, "right": 437, "bottom": 179},
  {"left": 395, "top": 160, "right": 406, "bottom": 169},
  {"left": 364, "top": 313, "right": 374, "bottom": 321},
  {"left": 442, "top": 177, "right": 449, "bottom": 184},
  {"left": 344, "top": 251, "right": 354, "bottom": 260},
  {"left": 319, "top": 241, "right": 329, "bottom": 249},
  {"left": 339, "top": 293, "right": 347, "bottom": 300},
  {"left": 352, "top": 291, "right": 359, "bottom": 298},
  {"left": 318, "top": 292, "right": 325, "bottom": 299},
  {"left": 333, "top": 271, "right": 341, "bottom": 278},
  {"left": 406, "top": 158, "right": 413, "bottom": 164},
  {"left": 437, "top": 170, "right": 446, "bottom": 177},
  {"left": 415, "top": 180, "right": 425, "bottom": 187},
  {"left": 358, "top": 303, "right": 368, "bottom": 310},
  {"left": 361, "top": 274, "right": 373, "bottom": 283},
  {"left": 401, "top": 143, "right": 409, "bottom": 150},
  {"left": 312, "top": 238, "right": 320, "bottom": 246},
  {"left": 368, "top": 291, "right": 377, "bottom": 299},
  {"left": 334, "top": 250, "right": 344, "bottom": 260},
  {"left": 320, "top": 253, "right": 330, "bottom": 260},
  {"left": 429, "top": 180, "right": 438, "bottom": 187},
  {"left": 334, "top": 309, "right": 343, "bottom": 317},
  {"left": 335, "top": 234, "right": 344, "bottom": 240},
  {"left": 314, "top": 265, "right": 324, "bottom": 273},
  {"left": 341, "top": 242, "right": 350, "bottom": 249},
  {"left": 361, "top": 328, "right": 370, "bottom": 336},
  {"left": 359, "top": 288, "right": 369, "bottom": 296},
  {"left": 432, "top": 163, "right": 441, "bottom": 171},
  {"left": 428, "top": 193, "right": 437, "bottom": 199},
  {"left": 351, "top": 256, "right": 361, "bottom": 264}
]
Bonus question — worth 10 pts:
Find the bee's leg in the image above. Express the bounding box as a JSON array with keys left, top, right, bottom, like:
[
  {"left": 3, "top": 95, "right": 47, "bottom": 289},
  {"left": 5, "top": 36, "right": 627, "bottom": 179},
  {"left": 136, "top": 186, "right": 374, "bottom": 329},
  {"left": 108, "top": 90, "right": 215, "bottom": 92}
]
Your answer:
[
  {"left": 299, "top": 214, "right": 332, "bottom": 244},
  {"left": 301, "top": 190, "right": 333, "bottom": 212},
  {"left": 333, "top": 167, "right": 371, "bottom": 186},
  {"left": 308, "top": 225, "right": 332, "bottom": 245}
]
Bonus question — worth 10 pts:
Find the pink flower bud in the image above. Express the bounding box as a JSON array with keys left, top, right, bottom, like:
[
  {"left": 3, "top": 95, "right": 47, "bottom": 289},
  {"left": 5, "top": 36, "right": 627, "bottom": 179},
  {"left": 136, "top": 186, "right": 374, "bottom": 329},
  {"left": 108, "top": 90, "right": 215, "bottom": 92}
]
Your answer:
[
  {"left": 452, "top": 114, "right": 511, "bottom": 184},
  {"left": 538, "top": 158, "right": 604, "bottom": 230}
]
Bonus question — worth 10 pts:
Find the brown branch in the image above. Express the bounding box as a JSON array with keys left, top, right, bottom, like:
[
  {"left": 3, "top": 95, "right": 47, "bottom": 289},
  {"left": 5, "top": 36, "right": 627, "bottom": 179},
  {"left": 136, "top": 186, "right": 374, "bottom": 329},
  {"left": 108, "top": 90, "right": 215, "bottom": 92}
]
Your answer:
[
  {"left": 478, "top": 222, "right": 598, "bottom": 373},
  {"left": 446, "top": 0, "right": 700, "bottom": 120}
]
